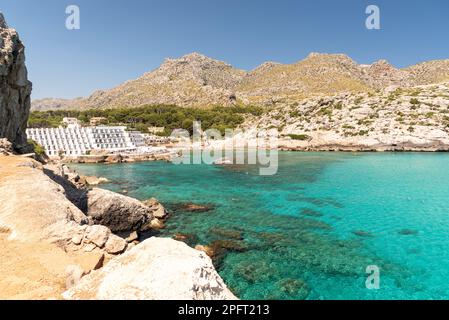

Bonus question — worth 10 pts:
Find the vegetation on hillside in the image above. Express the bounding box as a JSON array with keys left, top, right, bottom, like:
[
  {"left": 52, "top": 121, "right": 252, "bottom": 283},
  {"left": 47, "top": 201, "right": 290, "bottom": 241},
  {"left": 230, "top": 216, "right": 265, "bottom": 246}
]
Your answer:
[
  {"left": 28, "top": 105, "right": 265, "bottom": 135},
  {"left": 27, "top": 139, "right": 46, "bottom": 157}
]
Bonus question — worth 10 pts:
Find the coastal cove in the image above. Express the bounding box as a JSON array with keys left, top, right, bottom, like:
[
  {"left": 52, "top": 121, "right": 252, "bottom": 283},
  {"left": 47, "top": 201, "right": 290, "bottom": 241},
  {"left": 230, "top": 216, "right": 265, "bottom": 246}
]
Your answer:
[{"left": 70, "top": 152, "right": 449, "bottom": 300}]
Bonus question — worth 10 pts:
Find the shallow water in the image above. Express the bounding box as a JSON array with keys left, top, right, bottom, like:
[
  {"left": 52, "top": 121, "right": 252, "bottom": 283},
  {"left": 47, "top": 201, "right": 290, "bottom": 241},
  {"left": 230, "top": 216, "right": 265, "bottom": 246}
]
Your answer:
[{"left": 71, "top": 152, "right": 449, "bottom": 300}]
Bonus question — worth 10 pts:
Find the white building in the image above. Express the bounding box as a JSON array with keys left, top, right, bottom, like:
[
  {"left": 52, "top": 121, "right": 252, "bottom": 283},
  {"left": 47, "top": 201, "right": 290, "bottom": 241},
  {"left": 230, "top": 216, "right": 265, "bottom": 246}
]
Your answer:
[
  {"left": 26, "top": 125, "right": 145, "bottom": 157},
  {"left": 62, "top": 117, "right": 81, "bottom": 128},
  {"left": 127, "top": 131, "right": 146, "bottom": 147}
]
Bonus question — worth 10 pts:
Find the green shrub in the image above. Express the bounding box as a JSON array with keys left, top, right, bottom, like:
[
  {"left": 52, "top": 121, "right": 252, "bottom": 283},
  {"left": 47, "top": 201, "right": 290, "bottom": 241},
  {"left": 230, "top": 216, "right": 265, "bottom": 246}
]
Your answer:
[
  {"left": 287, "top": 134, "right": 310, "bottom": 141},
  {"left": 28, "top": 139, "right": 46, "bottom": 156},
  {"left": 410, "top": 98, "right": 420, "bottom": 105},
  {"left": 28, "top": 105, "right": 265, "bottom": 136}
]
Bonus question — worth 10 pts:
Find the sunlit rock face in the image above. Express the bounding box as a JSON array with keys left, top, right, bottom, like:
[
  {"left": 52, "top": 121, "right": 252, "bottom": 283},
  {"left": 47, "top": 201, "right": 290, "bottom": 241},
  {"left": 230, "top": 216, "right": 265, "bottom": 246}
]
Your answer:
[{"left": 0, "top": 12, "right": 32, "bottom": 153}]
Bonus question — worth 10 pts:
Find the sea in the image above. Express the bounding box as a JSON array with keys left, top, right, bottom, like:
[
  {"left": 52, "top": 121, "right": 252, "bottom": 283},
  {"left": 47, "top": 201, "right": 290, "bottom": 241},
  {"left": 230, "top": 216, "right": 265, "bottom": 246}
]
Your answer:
[{"left": 70, "top": 152, "right": 449, "bottom": 300}]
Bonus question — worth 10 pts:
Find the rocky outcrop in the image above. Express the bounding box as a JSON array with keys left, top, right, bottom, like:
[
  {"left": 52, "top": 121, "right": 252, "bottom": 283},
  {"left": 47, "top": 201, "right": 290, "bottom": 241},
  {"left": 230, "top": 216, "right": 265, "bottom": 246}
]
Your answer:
[
  {"left": 85, "top": 188, "right": 164, "bottom": 233},
  {"left": 0, "top": 13, "right": 32, "bottom": 152},
  {"left": 142, "top": 197, "right": 168, "bottom": 219},
  {"left": 0, "top": 155, "right": 235, "bottom": 299},
  {"left": 61, "top": 153, "right": 171, "bottom": 164},
  {"left": 63, "top": 237, "right": 237, "bottom": 300},
  {"left": 0, "top": 156, "right": 113, "bottom": 298},
  {"left": 0, "top": 138, "right": 13, "bottom": 155}
]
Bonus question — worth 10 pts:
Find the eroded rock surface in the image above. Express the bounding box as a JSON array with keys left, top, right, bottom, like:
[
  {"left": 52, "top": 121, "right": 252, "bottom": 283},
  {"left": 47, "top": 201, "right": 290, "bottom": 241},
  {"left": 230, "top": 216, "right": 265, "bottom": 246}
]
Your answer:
[{"left": 63, "top": 237, "right": 237, "bottom": 300}]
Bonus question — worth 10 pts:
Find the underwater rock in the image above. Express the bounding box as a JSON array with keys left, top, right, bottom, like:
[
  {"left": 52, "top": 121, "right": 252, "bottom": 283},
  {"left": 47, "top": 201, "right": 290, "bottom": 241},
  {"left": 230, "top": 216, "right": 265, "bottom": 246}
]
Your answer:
[
  {"left": 208, "top": 239, "right": 249, "bottom": 269},
  {"left": 352, "top": 230, "right": 373, "bottom": 237},
  {"left": 277, "top": 278, "right": 310, "bottom": 300},
  {"left": 176, "top": 202, "right": 215, "bottom": 213},
  {"left": 398, "top": 229, "right": 419, "bottom": 236},
  {"left": 210, "top": 239, "right": 248, "bottom": 254},
  {"left": 233, "top": 260, "right": 276, "bottom": 284},
  {"left": 172, "top": 233, "right": 200, "bottom": 246},
  {"left": 301, "top": 208, "right": 323, "bottom": 217},
  {"left": 208, "top": 227, "right": 244, "bottom": 240}
]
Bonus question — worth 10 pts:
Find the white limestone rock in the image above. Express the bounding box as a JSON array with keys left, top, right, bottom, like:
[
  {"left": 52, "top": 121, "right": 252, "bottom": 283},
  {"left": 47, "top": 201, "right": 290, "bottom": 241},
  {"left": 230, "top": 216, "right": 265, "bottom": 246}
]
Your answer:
[
  {"left": 104, "top": 234, "right": 127, "bottom": 254},
  {"left": 63, "top": 238, "right": 238, "bottom": 300},
  {"left": 84, "top": 225, "right": 110, "bottom": 248}
]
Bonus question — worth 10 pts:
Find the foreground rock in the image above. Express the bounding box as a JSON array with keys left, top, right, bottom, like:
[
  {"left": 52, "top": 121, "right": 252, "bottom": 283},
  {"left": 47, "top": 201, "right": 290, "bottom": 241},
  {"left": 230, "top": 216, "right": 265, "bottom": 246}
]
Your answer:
[
  {"left": 0, "top": 14, "right": 32, "bottom": 153},
  {"left": 0, "top": 155, "right": 235, "bottom": 299},
  {"left": 0, "top": 156, "right": 115, "bottom": 298},
  {"left": 63, "top": 237, "right": 237, "bottom": 300}
]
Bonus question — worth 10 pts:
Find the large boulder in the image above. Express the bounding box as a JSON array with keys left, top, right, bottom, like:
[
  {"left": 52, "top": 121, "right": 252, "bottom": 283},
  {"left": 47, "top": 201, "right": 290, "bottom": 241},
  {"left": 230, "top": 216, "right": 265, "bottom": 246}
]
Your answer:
[
  {"left": 0, "top": 13, "right": 33, "bottom": 153},
  {"left": 63, "top": 237, "right": 238, "bottom": 300},
  {"left": 85, "top": 188, "right": 154, "bottom": 232}
]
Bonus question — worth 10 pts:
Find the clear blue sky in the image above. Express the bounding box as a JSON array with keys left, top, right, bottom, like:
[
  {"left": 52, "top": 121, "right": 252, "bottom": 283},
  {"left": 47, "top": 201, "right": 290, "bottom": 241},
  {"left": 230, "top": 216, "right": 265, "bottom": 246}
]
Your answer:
[{"left": 2, "top": 0, "right": 449, "bottom": 99}]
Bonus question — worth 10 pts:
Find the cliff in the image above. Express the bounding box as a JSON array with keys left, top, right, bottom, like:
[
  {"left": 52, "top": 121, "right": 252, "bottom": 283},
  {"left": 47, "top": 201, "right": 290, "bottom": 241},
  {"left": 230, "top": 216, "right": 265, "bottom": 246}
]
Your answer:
[{"left": 0, "top": 13, "right": 32, "bottom": 152}]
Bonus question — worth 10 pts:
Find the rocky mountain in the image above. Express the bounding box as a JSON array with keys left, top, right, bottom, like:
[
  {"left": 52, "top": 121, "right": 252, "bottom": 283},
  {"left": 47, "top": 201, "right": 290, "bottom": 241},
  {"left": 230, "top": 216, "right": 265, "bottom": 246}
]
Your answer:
[
  {"left": 244, "top": 82, "right": 449, "bottom": 151},
  {"left": 33, "top": 53, "right": 246, "bottom": 111},
  {"left": 31, "top": 52, "right": 449, "bottom": 111},
  {"left": 0, "top": 13, "right": 32, "bottom": 152}
]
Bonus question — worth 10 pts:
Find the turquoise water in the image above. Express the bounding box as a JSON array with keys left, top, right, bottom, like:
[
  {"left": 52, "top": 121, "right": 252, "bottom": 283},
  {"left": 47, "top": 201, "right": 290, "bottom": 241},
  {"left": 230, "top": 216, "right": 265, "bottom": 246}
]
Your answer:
[{"left": 70, "top": 152, "right": 449, "bottom": 300}]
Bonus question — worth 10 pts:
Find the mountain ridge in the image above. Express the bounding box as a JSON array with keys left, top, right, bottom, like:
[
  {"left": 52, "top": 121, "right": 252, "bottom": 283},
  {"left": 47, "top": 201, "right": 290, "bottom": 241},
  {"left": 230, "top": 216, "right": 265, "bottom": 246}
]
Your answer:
[{"left": 31, "top": 52, "right": 449, "bottom": 111}]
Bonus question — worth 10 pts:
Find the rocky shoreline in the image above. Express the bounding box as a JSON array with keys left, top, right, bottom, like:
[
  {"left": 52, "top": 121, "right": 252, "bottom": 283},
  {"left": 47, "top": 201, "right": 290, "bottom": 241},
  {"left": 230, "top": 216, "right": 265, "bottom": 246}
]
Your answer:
[
  {"left": 60, "top": 152, "right": 172, "bottom": 164},
  {"left": 277, "top": 140, "right": 449, "bottom": 152},
  {"left": 0, "top": 151, "right": 236, "bottom": 300}
]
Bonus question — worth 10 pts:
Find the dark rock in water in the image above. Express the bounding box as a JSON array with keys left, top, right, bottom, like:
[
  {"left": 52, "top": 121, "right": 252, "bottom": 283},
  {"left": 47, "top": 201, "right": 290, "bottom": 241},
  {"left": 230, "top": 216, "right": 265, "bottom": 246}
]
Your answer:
[
  {"left": 254, "top": 231, "right": 296, "bottom": 249},
  {"left": 208, "top": 239, "right": 249, "bottom": 270},
  {"left": 352, "top": 230, "right": 373, "bottom": 237},
  {"left": 398, "top": 229, "right": 419, "bottom": 236},
  {"left": 208, "top": 227, "right": 244, "bottom": 240},
  {"left": 174, "top": 202, "right": 215, "bottom": 213},
  {"left": 277, "top": 278, "right": 310, "bottom": 300},
  {"left": 172, "top": 233, "right": 200, "bottom": 246},
  {"left": 301, "top": 208, "right": 323, "bottom": 217},
  {"left": 407, "top": 248, "right": 421, "bottom": 255},
  {"left": 210, "top": 239, "right": 248, "bottom": 254},
  {"left": 233, "top": 260, "right": 275, "bottom": 284}
]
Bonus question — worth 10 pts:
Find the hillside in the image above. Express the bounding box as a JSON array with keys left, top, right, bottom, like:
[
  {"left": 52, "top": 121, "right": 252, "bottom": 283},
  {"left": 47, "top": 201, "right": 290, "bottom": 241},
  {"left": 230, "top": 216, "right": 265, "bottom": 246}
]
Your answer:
[
  {"left": 33, "top": 53, "right": 247, "bottom": 110},
  {"left": 32, "top": 52, "right": 449, "bottom": 111},
  {"left": 244, "top": 82, "right": 449, "bottom": 151}
]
